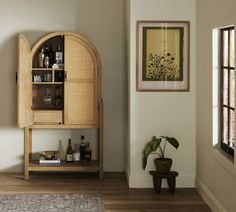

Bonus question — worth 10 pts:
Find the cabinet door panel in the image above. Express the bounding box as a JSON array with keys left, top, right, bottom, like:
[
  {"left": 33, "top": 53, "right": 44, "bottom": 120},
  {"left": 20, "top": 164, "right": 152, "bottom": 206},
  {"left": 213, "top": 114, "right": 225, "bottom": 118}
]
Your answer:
[
  {"left": 17, "top": 34, "right": 33, "bottom": 127},
  {"left": 65, "top": 35, "right": 95, "bottom": 80},
  {"left": 64, "top": 35, "right": 98, "bottom": 125},
  {"left": 64, "top": 82, "right": 97, "bottom": 124}
]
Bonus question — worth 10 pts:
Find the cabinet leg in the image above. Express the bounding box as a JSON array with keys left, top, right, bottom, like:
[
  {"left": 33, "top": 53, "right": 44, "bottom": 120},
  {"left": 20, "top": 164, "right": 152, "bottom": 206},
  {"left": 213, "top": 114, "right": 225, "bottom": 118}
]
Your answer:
[
  {"left": 29, "top": 129, "right": 32, "bottom": 161},
  {"left": 99, "top": 170, "right": 103, "bottom": 179},
  {"left": 24, "top": 127, "right": 30, "bottom": 180},
  {"left": 24, "top": 171, "right": 29, "bottom": 180}
]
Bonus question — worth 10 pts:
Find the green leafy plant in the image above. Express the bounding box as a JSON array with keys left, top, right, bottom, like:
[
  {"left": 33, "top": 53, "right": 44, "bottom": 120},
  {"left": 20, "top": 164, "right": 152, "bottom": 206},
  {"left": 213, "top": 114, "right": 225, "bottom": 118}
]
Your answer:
[{"left": 143, "top": 136, "right": 179, "bottom": 169}]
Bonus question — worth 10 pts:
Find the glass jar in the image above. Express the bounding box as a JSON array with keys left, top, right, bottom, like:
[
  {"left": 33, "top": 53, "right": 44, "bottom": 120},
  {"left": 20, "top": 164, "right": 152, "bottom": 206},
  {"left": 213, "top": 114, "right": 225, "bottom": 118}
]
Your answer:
[{"left": 42, "top": 88, "right": 52, "bottom": 104}]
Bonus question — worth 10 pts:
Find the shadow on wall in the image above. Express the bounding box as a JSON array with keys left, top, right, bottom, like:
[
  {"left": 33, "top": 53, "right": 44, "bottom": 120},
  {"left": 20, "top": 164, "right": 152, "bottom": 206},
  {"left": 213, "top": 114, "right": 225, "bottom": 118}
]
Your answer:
[
  {"left": 0, "top": 152, "right": 24, "bottom": 173},
  {"left": 0, "top": 163, "right": 23, "bottom": 173},
  {"left": 0, "top": 34, "right": 18, "bottom": 128}
]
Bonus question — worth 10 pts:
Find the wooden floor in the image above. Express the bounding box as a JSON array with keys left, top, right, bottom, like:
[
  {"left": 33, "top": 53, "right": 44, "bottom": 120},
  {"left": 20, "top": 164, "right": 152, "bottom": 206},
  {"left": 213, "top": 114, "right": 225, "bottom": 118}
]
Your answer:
[{"left": 0, "top": 172, "right": 211, "bottom": 212}]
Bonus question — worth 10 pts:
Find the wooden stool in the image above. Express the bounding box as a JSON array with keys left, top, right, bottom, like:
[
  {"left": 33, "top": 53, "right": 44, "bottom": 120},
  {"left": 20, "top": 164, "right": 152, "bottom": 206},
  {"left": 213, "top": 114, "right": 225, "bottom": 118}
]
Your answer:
[{"left": 149, "top": 171, "right": 178, "bottom": 193}]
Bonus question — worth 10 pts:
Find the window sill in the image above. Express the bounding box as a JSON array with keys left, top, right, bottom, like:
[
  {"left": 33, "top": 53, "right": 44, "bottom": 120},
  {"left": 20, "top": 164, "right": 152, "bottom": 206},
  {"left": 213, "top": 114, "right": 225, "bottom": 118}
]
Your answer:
[{"left": 211, "top": 146, "right": 236, "bottom": 178}]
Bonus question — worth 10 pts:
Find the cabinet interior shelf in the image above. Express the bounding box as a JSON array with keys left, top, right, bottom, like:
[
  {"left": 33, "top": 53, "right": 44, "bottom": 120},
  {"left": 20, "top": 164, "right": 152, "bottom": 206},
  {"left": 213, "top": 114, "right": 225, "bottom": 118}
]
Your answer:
[
  {"left": 29, "top": 160, "right": 99, "bottom": 172},
  {"left": 32, "top": 68, "right": 64, "bottom": 71},
  {"left": 32, "top": 82, "right": 63, "bottom": 85}
]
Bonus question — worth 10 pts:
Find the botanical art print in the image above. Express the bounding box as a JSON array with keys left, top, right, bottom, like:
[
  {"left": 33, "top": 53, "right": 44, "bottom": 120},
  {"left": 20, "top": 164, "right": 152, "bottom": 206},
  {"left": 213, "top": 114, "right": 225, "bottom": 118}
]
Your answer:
[{"left": 137, "top": 21, "right": 190, "bottom": 91}]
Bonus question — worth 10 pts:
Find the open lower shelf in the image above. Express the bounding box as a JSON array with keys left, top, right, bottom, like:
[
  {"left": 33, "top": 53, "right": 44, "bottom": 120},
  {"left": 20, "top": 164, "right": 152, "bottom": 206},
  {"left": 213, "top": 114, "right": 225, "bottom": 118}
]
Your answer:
[{"left": 29, "top": 160, "right": 99, "bottom": 172}]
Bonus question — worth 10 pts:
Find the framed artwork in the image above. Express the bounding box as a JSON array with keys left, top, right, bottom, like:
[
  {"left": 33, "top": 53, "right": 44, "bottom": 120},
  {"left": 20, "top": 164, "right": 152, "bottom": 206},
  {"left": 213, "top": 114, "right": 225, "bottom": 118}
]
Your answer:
[{"left": 136, "top": 21, "right": 190, "bottom": 91}]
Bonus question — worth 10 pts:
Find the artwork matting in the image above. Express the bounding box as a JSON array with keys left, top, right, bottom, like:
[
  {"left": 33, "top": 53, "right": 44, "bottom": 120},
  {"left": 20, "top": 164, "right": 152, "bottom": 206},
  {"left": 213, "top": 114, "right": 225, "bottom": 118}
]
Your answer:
[{"left": 136, "top": 21, "right": 190, "bottom": 91}]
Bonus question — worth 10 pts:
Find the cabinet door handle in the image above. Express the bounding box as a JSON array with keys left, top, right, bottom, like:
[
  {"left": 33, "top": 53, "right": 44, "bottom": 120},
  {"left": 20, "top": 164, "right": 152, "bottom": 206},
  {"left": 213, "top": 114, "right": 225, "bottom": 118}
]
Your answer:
[
  {"left": 64, "top": 71, "right": 67, "bottom": 81},
  {"left": 16, "top": 72, "right": 18, "bottom": 83}
]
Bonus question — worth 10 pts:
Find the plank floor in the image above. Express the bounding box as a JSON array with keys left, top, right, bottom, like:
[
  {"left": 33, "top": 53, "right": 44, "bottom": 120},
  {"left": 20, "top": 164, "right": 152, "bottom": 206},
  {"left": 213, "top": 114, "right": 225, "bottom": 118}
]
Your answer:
[{"left": 0, "top": 172, "right": 211, "bottom": 212}]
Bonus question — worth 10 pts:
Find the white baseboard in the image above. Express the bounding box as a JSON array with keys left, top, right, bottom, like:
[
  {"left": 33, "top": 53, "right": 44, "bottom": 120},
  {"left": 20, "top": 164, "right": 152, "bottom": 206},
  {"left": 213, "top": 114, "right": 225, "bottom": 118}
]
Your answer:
[
  {"left": 196, "top": 178, "right": 227, "bottom": 212},
  {"left": 126, "top": 168, "right": 130, "bottom": 185},
  {"left": 128, "top": 173, "right": 195, "bottom": 188}
]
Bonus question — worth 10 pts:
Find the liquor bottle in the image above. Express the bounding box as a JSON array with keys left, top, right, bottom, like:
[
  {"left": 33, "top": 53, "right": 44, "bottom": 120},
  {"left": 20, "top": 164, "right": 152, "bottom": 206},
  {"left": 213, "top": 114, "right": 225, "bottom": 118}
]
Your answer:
[
  {"left": 79, "top": 136, "right": 86, "bottom": 160},
  {"left": 85, "top": 142, "right": 92, "bottom": 162},
  {"left": 66, "top": 138, "right": 73, "bottom": 163},
  {"left": 55, "top": 44, "right": 63, "bottom": 64},
  {"left": 53, "top": 89, "right": 62, "bottom": 107},
  {"left": 73, "top": 144, "right": 80, "bottom": 162},
  {"left": 55, "top": 71, "right": 64, "bottom": 82},
  {"left": 38, "top": 48, "right": 45, "bottom": 68},
  {"left": 48, "top": 46, "right": 54, "bottom": 68},
  {"left": 43, "top": 46, "right": 50, "bottom": 68}
]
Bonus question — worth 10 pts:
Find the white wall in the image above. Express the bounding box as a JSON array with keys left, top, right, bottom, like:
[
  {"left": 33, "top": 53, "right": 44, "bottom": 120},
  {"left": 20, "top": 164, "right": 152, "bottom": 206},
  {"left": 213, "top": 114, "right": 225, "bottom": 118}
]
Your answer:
[
  {"left": 196, "top": 0, "right": 236, "bottom": 211},
  {"left": 127, "top": 0, "right": 196, "bottom": 187},
  {"left": 0, "top": 0, "right": 126, "bottom": 172}
]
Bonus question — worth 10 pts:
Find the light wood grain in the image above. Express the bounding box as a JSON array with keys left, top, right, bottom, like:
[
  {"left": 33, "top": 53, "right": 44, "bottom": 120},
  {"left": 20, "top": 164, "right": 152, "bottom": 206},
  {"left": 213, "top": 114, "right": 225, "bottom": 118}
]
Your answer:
[
  {"left": 19, "top": 32, "right": 103, "bottom": 179},
  {"left": 17, "top": 34, "right": 33, "bottom": 127},
  {"left": 64, "top": 82, "right": 96, "bottom": 124},
  {"left": 29, "top": 128, "right": 32, "bottom": 161},
  {"left": 24, "top": 127, "right": 30, "bottom": 180},
  {"left": 29, "top": 160, "right": 99, "bottom": 172},
  {"left": 64, "top": 35, "right": 98, "bottom": 125},
  {"left": 30, "top": 124, "right": 99, "bottom": 129},
  {"left": 33, "top": 110, "right": 63, "bottom": 124}
]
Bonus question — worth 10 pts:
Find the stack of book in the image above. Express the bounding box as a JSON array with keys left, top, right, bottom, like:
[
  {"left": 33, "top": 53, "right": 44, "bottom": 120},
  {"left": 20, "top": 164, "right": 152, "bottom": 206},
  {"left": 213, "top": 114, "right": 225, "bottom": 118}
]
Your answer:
[{"left": 39, "top": 158, "right": 61, "bottom": 165}]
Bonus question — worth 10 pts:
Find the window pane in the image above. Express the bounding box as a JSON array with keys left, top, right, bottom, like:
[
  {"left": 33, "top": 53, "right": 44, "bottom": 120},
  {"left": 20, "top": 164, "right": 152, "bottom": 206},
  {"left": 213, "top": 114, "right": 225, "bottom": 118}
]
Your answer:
[
  {"left": 223, "top": 69, "right": 228, "bottom": 105},
  {"left": 230, "top": 109, "right": 235, "bottom": 147},
  {"left": 223, "top": 107, "right": 228, "bottom": 144},
  {"left": 230, "top": 29, "right": 235, "bottom": 67},
  {"left": 223, "top": 30, "right": 228, "bottom": 67},
  {"left": 230, "top": 70, "right": 235, "bottom": 108}
]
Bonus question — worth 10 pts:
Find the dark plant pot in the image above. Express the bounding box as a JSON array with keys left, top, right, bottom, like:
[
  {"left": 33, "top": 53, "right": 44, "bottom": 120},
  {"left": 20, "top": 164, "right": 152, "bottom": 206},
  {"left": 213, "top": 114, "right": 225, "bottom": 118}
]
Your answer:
[{"left": 155, "top": 158, "right": 172, "bottom": 174}]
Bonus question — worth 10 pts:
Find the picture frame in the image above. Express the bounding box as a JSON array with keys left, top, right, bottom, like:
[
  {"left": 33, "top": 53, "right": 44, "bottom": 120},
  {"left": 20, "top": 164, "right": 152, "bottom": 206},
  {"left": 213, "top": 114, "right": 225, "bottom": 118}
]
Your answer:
[{"left": 136, "top": 21, "right": 190, "bottom": 91}]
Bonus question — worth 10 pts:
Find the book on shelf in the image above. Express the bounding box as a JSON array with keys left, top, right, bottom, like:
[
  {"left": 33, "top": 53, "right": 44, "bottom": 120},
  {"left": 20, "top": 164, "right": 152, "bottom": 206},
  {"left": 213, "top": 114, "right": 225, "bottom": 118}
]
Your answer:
[{"left": 39, "top": 158, "right": 61, "bottom": 165}]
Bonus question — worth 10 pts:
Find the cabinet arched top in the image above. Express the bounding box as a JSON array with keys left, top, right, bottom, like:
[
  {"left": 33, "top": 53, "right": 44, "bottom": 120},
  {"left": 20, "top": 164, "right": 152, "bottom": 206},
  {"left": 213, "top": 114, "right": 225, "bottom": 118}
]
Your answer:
[{"left": 31, "top": 32, "right": 101, "bottom": 71}]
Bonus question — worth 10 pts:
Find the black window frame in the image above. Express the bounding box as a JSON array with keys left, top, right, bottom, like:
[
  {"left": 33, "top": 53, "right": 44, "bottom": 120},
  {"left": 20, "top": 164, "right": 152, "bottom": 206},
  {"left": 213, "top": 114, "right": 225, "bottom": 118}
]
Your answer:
[{"left": 220, "top": 26, "right": 235, "bottom": 158}]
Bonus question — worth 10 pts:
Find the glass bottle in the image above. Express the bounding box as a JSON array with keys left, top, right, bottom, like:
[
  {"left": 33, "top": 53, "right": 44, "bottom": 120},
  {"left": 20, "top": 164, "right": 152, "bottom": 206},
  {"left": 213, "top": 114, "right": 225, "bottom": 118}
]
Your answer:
[
  {"left": 55, "top": 44, "right": 63, "bottom": 64},
  {"left": 43, "top": 46, "right": 50, "bottom": 68},
  {"left": 55, "top": 71, "right": 64, "bottom": 82},
  {"left": 38, "top": 48, "right": 45, "bottom": 68},
  {"left": 73, "top": 144, "right": 80, "bottom": 162},
  {"left": 85, "top": 142, "right": 92, "bottom": 162},
  {"left": 48, "top": 46, "right": 54, "bottom": 68},
  {"left": 66, "top": 138, "right": 73, "bottom": 163},
  {"left": 79, "top": 136, "right": 86, "bottom": 160},
  {"left": 53, "top": 89, "right": 62, "bottom": 107}
]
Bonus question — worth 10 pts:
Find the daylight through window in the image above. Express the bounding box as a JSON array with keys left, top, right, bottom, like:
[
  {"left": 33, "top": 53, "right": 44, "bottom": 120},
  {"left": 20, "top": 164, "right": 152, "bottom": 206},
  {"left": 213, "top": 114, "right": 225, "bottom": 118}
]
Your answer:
[{"left": 220, "top": 26, "right": 235, "bottom": 158}]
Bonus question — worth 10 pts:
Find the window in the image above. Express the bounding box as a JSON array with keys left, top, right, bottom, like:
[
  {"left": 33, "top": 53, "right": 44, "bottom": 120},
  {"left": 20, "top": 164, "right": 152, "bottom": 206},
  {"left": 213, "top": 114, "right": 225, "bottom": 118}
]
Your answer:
[{"left": 220, "top": 26, "right": 235, "bottom": 158}]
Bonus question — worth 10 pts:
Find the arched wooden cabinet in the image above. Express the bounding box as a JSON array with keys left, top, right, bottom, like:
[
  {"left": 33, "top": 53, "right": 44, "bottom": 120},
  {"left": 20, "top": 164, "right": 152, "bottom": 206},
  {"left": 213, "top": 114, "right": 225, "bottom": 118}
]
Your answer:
[{"left": 17, "top": 32, "right": 103, "bottom": 180}]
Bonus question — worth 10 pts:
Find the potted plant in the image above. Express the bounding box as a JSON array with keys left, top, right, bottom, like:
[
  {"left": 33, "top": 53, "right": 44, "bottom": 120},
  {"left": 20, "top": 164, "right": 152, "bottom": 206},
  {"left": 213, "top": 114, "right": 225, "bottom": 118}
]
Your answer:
[{"left": 143, "top": 136, "right": 179, "bottom": 174}]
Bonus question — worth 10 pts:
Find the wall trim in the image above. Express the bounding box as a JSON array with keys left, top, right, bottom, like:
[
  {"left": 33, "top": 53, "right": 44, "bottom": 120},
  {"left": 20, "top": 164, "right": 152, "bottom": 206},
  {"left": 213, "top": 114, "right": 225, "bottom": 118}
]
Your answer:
[
  {"left": 196, "top": 177, "right": 227, "bottom": 212},
  {"left": 126, "top": 168, "right": 130, "bottom": 186},
  {"left": 128, "top": 174, "right": 195, "bottom": 188}
]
